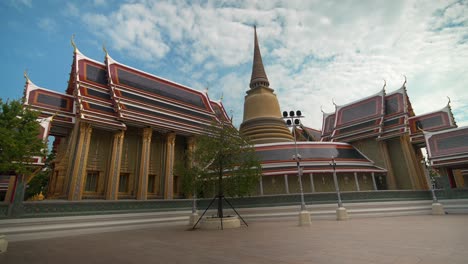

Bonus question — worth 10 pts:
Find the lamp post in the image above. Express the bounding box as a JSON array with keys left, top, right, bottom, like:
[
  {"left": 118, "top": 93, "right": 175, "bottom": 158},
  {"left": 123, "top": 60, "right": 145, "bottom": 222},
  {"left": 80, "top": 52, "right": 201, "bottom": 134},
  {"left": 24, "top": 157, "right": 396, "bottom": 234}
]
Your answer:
[
  {"left": 330, "top": 156, "right": 348, "bottom": 220},
  {"left": 330, "top": 157, "right": 343, "bottom": 208},
  {"left": 282, "top": 110, "right": 310, "bottom": 225},
  {"left": 422, "top": 158, "right": 445, "bottom": 215}
]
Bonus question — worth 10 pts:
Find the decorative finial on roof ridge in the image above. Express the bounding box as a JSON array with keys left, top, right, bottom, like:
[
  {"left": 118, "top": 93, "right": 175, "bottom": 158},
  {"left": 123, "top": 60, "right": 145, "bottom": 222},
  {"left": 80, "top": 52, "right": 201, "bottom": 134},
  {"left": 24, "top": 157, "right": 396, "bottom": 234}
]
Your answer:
[
  {"left": 220, "top": 92, "right": 224, "bottom": 102},
  {"left": 24, "top": 70, "right": 30, "bottom": 83},
  {"left": 102, "top": 44, "right": 108, "bottom": 57},
  {"left": 383, "top": 79, "right": 386, "bottom": 89},
  {"left": 320, "top": 105, "right": 325, "bottom": 114},
  {"left": 446, "top": 96, "right": 457, "bottom": 126},
  {"left": 332, "top": 98, "right": 337, "bottom": 107},
  {"left": 71, "top": 34, "right": 77, "bottom": 53},
  {"left": 402, "top": 75, "right": 407, "bottom": 87}
]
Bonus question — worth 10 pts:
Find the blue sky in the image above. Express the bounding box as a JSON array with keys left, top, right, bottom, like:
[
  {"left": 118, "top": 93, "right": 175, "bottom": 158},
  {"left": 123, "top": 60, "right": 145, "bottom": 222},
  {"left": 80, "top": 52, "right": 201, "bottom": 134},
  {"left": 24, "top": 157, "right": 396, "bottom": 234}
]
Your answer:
[{"left": 1, "top": 0, "right": 467, "bottom": 129}]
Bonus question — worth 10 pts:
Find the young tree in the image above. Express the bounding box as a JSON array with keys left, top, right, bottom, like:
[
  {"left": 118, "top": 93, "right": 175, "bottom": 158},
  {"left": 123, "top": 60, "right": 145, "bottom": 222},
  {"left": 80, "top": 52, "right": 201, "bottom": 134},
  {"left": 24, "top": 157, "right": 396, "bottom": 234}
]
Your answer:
[
  {"left": 178, "top": 121, "right": 262, "bottom": 219},
  {"left": 25, "top": 151, "right": 55, "bottom": 200},
  {"left": 0, "top": 99, "right": 46, "bottom": 175},
  {"left": 0, "top": 99, "right": 46, "bottom": 209}
]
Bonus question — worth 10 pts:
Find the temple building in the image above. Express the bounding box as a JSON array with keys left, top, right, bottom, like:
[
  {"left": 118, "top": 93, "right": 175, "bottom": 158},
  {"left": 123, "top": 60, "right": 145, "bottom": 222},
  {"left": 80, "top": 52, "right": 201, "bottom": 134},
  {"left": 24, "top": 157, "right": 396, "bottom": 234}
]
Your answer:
[
  {"left": 241, "top": 28, "right": 388, "bottom": 195},
  {"left": 239, "top": 27, "right": 467, "bottom": 194},
  {"left": 20, "top": 41, "right": 230, "bottom": 201},
  {"left": 319, "top": 82, "right": 467, "bottom": 190},
  {"left": 4, "top": 27, "right": 467, "bottom": 202}
]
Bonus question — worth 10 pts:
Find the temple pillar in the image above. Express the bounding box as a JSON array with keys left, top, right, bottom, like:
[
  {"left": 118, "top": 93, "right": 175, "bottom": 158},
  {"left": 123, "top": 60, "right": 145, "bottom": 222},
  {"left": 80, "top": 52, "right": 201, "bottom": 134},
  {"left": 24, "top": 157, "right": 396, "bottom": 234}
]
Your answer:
[
  {"left": 379, "top": 141, "right": 397, "bottom": 189},
  {"left": 284, "top": 174, "right": 289, "bottom": 194},
  {"left": 354, "top": 172, "right": 360, "bottom": 191},
  {"left": 164, "top": 132, "right": 176, "bottom": 199},
  {"left": 400, "top": 135, "right": 424, "bottom": 190},
  {"left": 68, "top": 123, "right": 93, "bottom": 201},
  {"left": 105, "top": 130, "right": 125, "bottom": 200},
  {"left": 309, "top": 173, "right": 315, "bottom": 192},
  {"left": 259, "top": 177, "right": 264, "bottom": 195},
  {"left": 371, "top": 172, "right": 378, "bottom": 190},
  {"left": 136, "top": 128, "right": 152, "bottom": 200}
]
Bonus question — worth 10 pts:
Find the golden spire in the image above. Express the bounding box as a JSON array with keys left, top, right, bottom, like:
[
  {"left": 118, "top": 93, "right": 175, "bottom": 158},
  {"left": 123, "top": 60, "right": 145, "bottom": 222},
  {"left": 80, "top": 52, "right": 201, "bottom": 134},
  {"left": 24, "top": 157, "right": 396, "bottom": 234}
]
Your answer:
[{"left": 249, "top": 26, "right": 270, "bottom": 89}]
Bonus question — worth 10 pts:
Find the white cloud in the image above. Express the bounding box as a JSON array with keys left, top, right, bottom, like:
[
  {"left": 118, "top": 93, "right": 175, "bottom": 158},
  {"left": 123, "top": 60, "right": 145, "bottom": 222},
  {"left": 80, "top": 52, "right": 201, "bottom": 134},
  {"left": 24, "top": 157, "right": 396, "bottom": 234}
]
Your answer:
[
  {"left": 64, "top": 3, "right": 79, "bottom": 17},
  {"left": 37, "top": 17, "right": 58, "bottom": 33},
  {"left": 76, "top": 0, "right": 468, "bottom": 129},
  {"left": 9, "top": 0, "right": 32, "bottom": 9}
]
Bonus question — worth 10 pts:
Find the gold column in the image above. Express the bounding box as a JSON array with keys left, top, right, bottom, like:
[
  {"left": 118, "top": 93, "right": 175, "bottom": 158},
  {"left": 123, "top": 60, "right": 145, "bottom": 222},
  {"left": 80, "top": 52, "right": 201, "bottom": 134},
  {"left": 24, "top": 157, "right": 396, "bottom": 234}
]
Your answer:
[
  {"left": 62, "top": 125, "right": 79, "bottom": 198},
  {"left": 106, "top": 130, "right": 125, "bottom": 200},
  {"left": 187, "top": 136, "right": 195, "bottom": 165},
  {"left": 68, "top": 123, "right": 93, "bottom": 200},
  {"left": 400, "top": 135, "right": 424, "bottom": 190},
  {"left": 379, "top": 141, "right": 397, "bottom": 189},
  {"left": 164, "top": 132, "right": 176, "bottom": 199},
  {"left": 136, "top": 128, "right": 152, "bottom": 200}
]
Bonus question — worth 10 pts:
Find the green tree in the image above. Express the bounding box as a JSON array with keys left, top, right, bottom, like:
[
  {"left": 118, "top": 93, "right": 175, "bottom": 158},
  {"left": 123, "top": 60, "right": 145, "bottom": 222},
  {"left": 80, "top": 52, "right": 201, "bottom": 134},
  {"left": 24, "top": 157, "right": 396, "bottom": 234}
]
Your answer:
[
  {"left": 177, "top": 121, "right": 262, "bottom": 218},
  {"left": 25, "top": 151, "right": 55, "bottom": 200},
  {"left": 0, "top": 99, "right": 46, "bottom": 175}
]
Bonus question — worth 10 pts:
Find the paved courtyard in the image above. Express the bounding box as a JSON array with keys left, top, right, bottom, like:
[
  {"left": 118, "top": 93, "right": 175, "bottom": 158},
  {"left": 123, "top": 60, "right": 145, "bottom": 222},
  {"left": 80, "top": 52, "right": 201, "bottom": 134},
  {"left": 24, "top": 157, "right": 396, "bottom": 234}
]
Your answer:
[{"left": 1, "top": 215, "right": 467, "bottom": 264}]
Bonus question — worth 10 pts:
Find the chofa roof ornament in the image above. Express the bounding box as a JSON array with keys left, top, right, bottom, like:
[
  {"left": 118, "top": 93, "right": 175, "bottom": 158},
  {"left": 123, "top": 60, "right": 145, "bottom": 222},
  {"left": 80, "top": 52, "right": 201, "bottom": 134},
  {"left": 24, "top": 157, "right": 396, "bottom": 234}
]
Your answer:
[{"left": 71, "top": 34, "right": 77, "bottom": 53}]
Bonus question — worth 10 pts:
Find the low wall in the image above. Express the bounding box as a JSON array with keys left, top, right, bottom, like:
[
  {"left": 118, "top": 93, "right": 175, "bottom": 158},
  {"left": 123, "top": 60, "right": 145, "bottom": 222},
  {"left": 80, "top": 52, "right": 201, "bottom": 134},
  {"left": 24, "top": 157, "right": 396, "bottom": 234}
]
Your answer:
[{"left": 1, "top": 189, "right": 467, "bottom": 219}]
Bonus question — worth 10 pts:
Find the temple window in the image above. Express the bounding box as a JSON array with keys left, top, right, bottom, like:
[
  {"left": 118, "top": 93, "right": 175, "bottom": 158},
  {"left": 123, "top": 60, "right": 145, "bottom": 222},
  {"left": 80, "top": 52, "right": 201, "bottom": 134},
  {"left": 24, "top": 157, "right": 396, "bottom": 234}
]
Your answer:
[
  {"left": 118, "top": 173, "right": 129, "bottom": 193},
  {"left": 147, "top": 174, "right": 156, "bottom": 193},
  {"left": 85, "top": 171, "right": 99, "bottom": 192},
  {"left": 173, "top": 175, "right": 179, "bottom": 195}
]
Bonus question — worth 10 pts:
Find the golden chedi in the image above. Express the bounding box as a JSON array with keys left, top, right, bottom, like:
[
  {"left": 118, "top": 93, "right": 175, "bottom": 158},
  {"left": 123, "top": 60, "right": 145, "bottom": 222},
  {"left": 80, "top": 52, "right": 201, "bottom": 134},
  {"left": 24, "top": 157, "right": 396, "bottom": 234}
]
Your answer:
[{"left": 240, "top": 27, "right": 293, "bottom": 144}]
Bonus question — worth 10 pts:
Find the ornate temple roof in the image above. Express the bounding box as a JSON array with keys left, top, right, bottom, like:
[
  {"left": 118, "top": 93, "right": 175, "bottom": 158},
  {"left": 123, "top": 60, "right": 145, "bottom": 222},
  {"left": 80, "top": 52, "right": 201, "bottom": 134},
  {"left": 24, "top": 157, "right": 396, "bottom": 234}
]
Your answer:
[
  {"left": 73, "top": 50, "right": 126, "bottom": 130},
  {"left": 249, "top": 26, "right": 270, "bottom": 89},
  {"left": 23, "top": 77, "right": 76, "bottom": 136},
  {"left": 255, "top": 142, "right": 386, "bottom": 175},
  {"left": 105, "top": 53, "right": 222, "bottom": 135},
  {"left": 424, "top": 126, "right": 468, "bottom": 168},
  {"left": 294, "top": 125, "right": 321, "bottom": 141},
  {"left": 23, "top": 39, "right": 230, "bottom": 136},
  {"left": 409, "top": 100, "right": 457, "bottom": 145},
  {"left": 328, "top": 88, "right": 385, "bottom": 142},
  {"left": 320, "top": 78, "right": 458, "bottom": 148}
]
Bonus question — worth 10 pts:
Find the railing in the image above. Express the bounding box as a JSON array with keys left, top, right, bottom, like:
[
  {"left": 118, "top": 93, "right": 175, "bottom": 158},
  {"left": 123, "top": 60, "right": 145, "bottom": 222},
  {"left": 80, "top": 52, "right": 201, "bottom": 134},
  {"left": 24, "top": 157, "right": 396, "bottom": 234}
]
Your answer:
[{"left": 1, "top": 189, "right": 467, "bottom": 219}]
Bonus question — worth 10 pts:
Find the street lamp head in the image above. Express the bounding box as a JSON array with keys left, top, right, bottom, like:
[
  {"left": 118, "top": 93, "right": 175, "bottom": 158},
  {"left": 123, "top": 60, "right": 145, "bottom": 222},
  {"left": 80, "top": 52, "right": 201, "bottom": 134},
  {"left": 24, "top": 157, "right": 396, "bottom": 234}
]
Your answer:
[
  {"left": 289, "top": 110, "right": 295, "bottom": 117},
  {"left": 294, "top": 119, "right": 300, "bottom": 125},
  {"left": 282, "top": 111, "right": 288, "bottom": 118},
  {"left": 286, "top": 119, "right": 292, "bottom": 126},
  {"left": 293, "top": 154, "right": 302, "bottom": 160},
  {"left": 296, "top": 110, "right": 302, "bottom": 116}
]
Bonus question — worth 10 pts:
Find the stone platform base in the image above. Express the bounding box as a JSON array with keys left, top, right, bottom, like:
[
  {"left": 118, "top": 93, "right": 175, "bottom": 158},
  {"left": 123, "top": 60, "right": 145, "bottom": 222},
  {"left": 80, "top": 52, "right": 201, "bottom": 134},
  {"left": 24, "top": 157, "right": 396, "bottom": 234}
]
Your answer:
[
  {"left": 200, "top": 216, "right": 241, "bottom": 230},
  {"left": 0, "top": 235, "right": 8, "bottom": 254},
  {"left": 188, "top": 212, "right": 200, "bottom": 226},
  {"left": 299, "top": 210, "right": 311, "bottom": 226},
  {"left": 336, "top": 207, "right": 349, "bottom": 221},
  {"left": 432, "top": 203, "right": 445, "bottom": 215}
]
